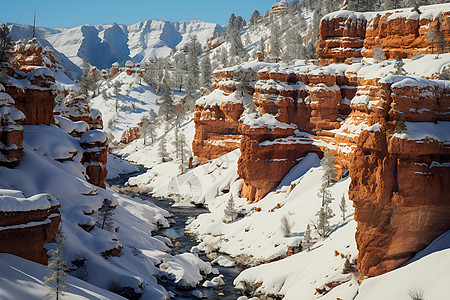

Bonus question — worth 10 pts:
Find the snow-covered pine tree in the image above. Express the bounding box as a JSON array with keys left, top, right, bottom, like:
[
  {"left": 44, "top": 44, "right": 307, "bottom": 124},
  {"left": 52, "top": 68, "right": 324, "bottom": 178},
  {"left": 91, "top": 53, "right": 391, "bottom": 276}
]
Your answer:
[
  {"left": 257, "top": 37, "right": 266, "bottom": 58},
  {"left": 113, "top": 81, "right": 121, "bottom": 112},
  {"left": 158, "top": 136, "right": 169, "bottom": 162},
  {"left": 0, "top": 24, "right": 13, "bottom": 62},
  {"left": 223, "top": 195, "right": 237, "bottom": 223},
  {"left": 96, "top": 198, "right": 115, "bottom": 231},
  {"left": 339, "top": 194, "right": 347, "bottom": 221},
  {"left": 269, "top": 23, "right": 282, "bottom": 62},
  {"left": 372, "top": 45, "right": 385, "bottom": 63},
  {"left": 280, "top": 215, "right": 292, "bottom": 237},
  {"left": 220, "top": 47, "right": 229, "bottom": 68},
  {"left": 78, "top": 57, "right": 92, "bottom": 97},
  {"left": 315, "top": 204, "right": 335, "bottom": 237},
  {"left": 317, "top": 182, "right": 334, "bottom": 207},
  {"left": 249, "top": 10, "right": 261, "bottom": 26},
  {"left": 321, "top": 152, "right": 337, "bottom": 187},
  {"left": 187, "top": 35, "right": 201, "bottom": 89},
  {"left": 303, "top": 224, "right": 313, "bottom": 251},
  {"left": 174, "top": 53, "right": 187, "bottom": 92},
  {"left": 158, "top": 89, "right": 175, "bottom": 121},
  {"left": 44, "top": 227, "right": 69, "bottom": 300},
  {"left": 393, "top": 56, "right": 407, "bottom": 75},
  {"left": 200, "top": 54, "right": 212, "bottom": 89}
]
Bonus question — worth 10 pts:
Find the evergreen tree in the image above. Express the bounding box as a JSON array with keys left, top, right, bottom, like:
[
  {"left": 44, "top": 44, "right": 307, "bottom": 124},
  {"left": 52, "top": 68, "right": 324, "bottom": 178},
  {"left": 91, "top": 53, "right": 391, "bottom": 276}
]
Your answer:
[
  {"left": 158, "top": 89, "right": 175, "bottom": 121},
  {"left": 339, "top": 194, "right": 347, "bottom": 221},
  {"left": 96, "top": 198, "right": 115, "bottom": 231},
  {"left": 317, "top": 182, "right": 334, "bottom": 207},
  {"left": 78, "top": 57, "right": 92, "bottom": 97},
  {"left": 113, "top": 81, "right": 121, "bottom": 112},
  {"left": 0, "top": 68, "right": 9, "bottom": 85},
  {"left": 280, "top": 215, "right": 292, "bottom": 237},
  {"left": 220, "top": 47, "right": 229, "bottom": 68},
  {"left": 44, "top": 227, "right": 69, "bottom": 300},
  {"left": 321, "top": 152, "right": 336, "bottom": 187},
  {"left": 187, "top": 35, "right": 201, "bottom": 89},
  {"left": 269, "top": 23, "right": 282, "bottom": 62},
  {"left": 303, "top": 224, "right": 313, "bottom": 251},
  {"left": 223, "top": 195, "right": 237, "bottom": 223},
  {"left": 200, "top": 54, "right": 212, "bottom": 89},
  {"left": 249, "top": 10, "right": 261, "bottom": 26},
  {"left": 140, "top": 114, "right": 157, "bottom": 145},
  {"left": 257, "top": 37, "right": 266, "bottom": 58},
  {"left": 315, "top": 204, "right": 335, "bottom": 237},
  {"left": 174, "top": 53, "right": 187, "bottom": 92},
  {"left": 172, "top": 127, "right": 190, "bottom": 173},
  {"left": 395, "top": 114, "right": 407, "bottom": 134},
  {"left": 342, "top": 257, "right": 357, "bottom": 274},
  {"left": 158, "top": 136, "right": 169, "bottom": 162},
  {"left": 0, "top": 24, "right": 13, "bottom": 62},
  {"left": 393, "top": 56, "right": 407, "bottom": 75}
]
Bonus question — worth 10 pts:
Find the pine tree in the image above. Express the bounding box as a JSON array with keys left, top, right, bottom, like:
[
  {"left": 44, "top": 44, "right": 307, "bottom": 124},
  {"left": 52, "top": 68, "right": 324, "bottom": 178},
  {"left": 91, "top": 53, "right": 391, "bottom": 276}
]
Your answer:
[
  {"left": 393, "top": 56, "right": 407, "bottom": 75},
  {"left": 96, "top": 198, "right": 115, "bottom": 231},
  {"left": 249, "top": 10, "right": 261, "bottom": 26},
  {"left": 395, "top": 114, "right": 407, "bottom": 134},
  {"left": 187, "top": 35, "right": 201, "bottom": 89},
  {"left": 174, "top": 53, "right": 186, "bottom": 92},
  {"left": 339, "top": 194, "right": 347, "bottom": 221},
  {"left": 220, "top": 47, "right": 229, "bottom": 68},
  {"left": 321, "top": 152, "right": 336, "bottom": 187},
  {"left": 44, "top": 228, "right": 69, "bottom": 300},
  {"left": 317, "top": 182, "right": 334, "bottom": 207},
  {"left": 269, "top": 23, "right": 282, "bottom": 62},
  {"left": 342, "top": 257, "right": 357, "bottom": 274},
  {"left": 158, "top": 89, "right": 175, "bottom": 121},
  {"left": 303, "top": 224, "right": 313, "bottom": 251},
  {"left": 0, "top": 24, "right": 13, "bottom": 62},
  {"left": 78, "top": 57, "right": 92, "bottom": 97},
  {"left": 315, "top": 204, "right": 335, "bottom": 237},
  {"left": 223, "top": 195, "right": 237, "bottom": 223},
  {"left": 158, "top": 136, "right": 169, "bottom": 162},
  {"left": 280, "top": 215, "right": 292, "bottom": 238},
  {"left": 172, "top": 129, "right": 190, "bottom": 173},
  {"left": 113, "top": 81, "right": 121, "bottom": 112},
  {"left": 200, "top": 54, "right": 212, "bottom": 89}
]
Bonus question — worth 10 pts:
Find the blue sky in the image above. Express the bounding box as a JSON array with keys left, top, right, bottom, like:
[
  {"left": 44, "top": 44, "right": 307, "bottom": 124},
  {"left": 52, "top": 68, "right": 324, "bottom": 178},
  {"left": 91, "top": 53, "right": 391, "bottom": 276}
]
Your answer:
[{"left": 3, "top": 0, "right": 278, "bottom": 28}]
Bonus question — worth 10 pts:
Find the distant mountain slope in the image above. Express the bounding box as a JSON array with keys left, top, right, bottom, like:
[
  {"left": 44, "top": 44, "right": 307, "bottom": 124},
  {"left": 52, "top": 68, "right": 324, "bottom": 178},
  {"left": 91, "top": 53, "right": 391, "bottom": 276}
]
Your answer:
[{"left": 7, "top": 20, "right": 223, "bottom": 78}]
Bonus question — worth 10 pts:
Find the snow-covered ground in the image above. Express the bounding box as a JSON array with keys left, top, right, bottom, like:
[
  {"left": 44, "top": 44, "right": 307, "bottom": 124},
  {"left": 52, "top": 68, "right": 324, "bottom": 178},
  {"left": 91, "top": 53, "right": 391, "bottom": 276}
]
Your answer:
[{"left": 0, "top": 124, "right": 217, "bottom": 299}]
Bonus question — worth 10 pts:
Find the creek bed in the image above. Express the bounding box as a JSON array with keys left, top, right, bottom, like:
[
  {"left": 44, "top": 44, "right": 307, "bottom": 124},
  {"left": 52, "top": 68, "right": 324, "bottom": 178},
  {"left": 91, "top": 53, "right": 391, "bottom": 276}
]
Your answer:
[{"left": 108, "top": 168, "right": 244, "bottom": 299}]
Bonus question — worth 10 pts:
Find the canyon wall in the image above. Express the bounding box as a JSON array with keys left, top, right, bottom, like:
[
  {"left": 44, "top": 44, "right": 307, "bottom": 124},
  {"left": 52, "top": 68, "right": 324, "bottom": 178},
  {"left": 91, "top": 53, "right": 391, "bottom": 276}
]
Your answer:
[{"left": 317, "top": 4, "right": 450, "bottom": 63}]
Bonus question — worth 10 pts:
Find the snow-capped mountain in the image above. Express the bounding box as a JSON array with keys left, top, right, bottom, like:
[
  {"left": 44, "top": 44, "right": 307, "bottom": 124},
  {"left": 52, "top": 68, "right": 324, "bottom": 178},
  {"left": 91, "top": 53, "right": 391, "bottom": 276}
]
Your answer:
[{"left": 7, "top": 20, "right": 223, "bottom": 78}]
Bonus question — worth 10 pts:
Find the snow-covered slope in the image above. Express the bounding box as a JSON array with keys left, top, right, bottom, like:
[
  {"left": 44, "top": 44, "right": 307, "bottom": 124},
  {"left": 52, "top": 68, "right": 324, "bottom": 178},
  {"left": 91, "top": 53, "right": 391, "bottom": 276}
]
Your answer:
[{"left": 7, "top": 20, "right": 223, "bottom": 78}]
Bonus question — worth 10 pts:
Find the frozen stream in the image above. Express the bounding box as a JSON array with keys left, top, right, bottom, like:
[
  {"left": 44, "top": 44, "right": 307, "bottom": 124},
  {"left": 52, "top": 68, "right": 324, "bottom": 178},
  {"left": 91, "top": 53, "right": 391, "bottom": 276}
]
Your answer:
[{"left": 108, "top": 167, "right": 244, "bottom": 300}]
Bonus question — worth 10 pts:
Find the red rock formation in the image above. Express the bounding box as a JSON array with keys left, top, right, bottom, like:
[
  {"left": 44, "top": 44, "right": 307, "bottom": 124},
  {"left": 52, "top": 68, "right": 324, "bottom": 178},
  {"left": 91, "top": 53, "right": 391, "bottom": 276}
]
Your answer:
[
  {"left": 341, "top": 74, "right": 450, "bottom": 282},
  {"left": 0, "top": 87, "right": 25, "bottom": 168},
  {"left": 317, "top": 5, "right": 450, "bottom": 61},
  {"left": 89, "top": 108, "right": 103, "bottom": 130},
  {"left": 121, "top": 126, "right": 141, "bottom": 144},
  {"left": 81, "top": 130, "right": 108, "bottom": 188},
  {"left": 60, "top": 95, "right": 91, "bottom": 124},
  {"left": 0, "top": 192, "right": 61, "bottom": 265}
]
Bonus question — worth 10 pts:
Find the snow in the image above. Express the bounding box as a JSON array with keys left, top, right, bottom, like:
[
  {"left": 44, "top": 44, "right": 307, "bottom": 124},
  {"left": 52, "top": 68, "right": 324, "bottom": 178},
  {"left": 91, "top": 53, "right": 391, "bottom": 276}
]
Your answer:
[
  {"left": 240, "top": 113, "right": 297, "bottom": 130},
  {"left": 55, "top": 116, "right": 89, "bottom": 136},
  {"left": 202, "top": 275, "right": 225, "bottom": 287},
  {"left": 80, "top": 129, "right": 108, "bottom": 144},
  {"left": 393, "top": 121, "right": 450, "bottom": 142},
  {"left": 106, "top": 153, "right": 140, "bottom": 180},
  {"left": 0, "top": 253, "right": 125, "bottom": 300},
  {"left": 211, "top": 256, "right": 236, "bottom": 268},
  {"left": 356, "top": 231, "right": 450, "bottom": 300},
  {"left": 0, "top": 193, "right": 57, "bottom": 212},
  {"left": 196, "top": 89, "right": 244, "bottom": 106}
]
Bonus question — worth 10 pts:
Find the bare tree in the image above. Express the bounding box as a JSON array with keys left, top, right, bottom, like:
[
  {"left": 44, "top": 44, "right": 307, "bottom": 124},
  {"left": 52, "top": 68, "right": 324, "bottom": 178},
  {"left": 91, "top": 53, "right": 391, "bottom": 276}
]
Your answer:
[
  {"left": 372, "top": 45, "right": 385, "bottom": 63},
  {"left": 280, "top": 215, "right": 292, "bottom": 237},
  {"left": 113, "top": 81, "right": 122, "bottom": 112},
  {"left": 321, "top": 152, "right": 336, "bottom": 187},
  {"left": 158, "top": 136, "right": 169, "bottom": 162},
  {"left": 315, "top": 204, "right": 335, "bottom": 237},
  {"left": 303, "top": 224, "right": 313, "bottom": 251}
]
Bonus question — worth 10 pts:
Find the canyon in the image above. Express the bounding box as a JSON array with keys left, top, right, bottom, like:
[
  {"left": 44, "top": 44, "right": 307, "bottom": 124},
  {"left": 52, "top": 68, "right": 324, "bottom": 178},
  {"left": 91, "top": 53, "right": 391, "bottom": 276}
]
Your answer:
[{"left": 192, "top": 4, "right": 450, "bottom": 282}]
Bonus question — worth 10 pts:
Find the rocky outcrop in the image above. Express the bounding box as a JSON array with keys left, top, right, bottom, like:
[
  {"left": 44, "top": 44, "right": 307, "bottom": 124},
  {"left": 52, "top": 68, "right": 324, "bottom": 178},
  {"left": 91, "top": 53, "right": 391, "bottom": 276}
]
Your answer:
[
  {"left": 318, "top": 4, "right": 450, "bottom": 62},
  {"left": 0, "top": 191, "right": 61, "bottom": 264},
  {"left": 89, "top": 108, "right": 103, "bottom": 130},
  {"left": 81, "top": 130, "right": 108, "bottom": 189},
  {"left": 339, "top": 74, "right": 450, "bottom": 282},
  {"left": 0, "top": 86, "right": 25, "bottom": 168},
  {"left": 121, "top": 126, "right": 141, "bottom": 144},
  {"left": 59, "top": 95, "right": 91, "bottom": 124}
]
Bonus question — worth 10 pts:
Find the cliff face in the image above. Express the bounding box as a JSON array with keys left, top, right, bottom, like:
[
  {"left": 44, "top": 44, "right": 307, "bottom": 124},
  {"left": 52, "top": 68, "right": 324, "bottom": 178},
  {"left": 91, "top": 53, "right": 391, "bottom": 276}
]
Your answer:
[
  {"left": 343, "top": 75, "right": 450, "bottom": 281},
  {"left": 0, "top": 86, "right": 25, "bottom": 168},
  {"left": 0, "top": 192, "right": 61, "bottom": 265},
  {"left": 81, "top": 130, "right": 108, "bottom": 188},
  {"left": 318, "top": 4, "right": 450, "bottom": 62}
]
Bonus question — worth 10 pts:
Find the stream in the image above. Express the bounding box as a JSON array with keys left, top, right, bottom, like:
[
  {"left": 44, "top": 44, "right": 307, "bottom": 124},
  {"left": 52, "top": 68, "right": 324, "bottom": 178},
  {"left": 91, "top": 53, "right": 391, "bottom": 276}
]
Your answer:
[{"left": 107, "top": 167, "right": 244, "bottom": 300}]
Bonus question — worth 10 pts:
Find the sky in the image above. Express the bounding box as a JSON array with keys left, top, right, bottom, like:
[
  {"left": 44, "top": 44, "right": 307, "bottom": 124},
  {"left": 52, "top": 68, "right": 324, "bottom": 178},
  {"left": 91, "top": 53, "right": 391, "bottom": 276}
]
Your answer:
[{"left": 2, "top": 0, "right": 279, "bottom": 28}]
